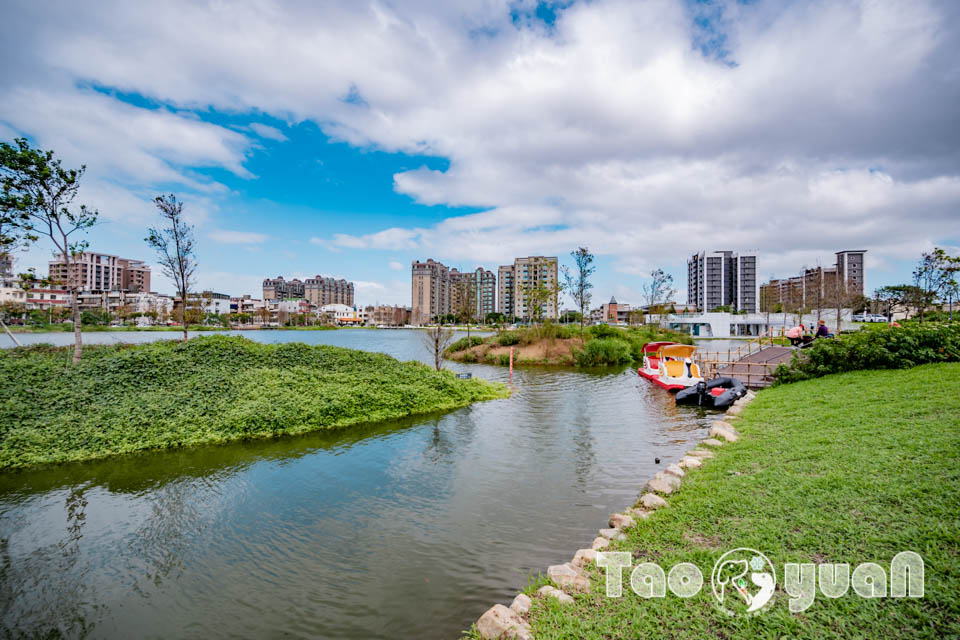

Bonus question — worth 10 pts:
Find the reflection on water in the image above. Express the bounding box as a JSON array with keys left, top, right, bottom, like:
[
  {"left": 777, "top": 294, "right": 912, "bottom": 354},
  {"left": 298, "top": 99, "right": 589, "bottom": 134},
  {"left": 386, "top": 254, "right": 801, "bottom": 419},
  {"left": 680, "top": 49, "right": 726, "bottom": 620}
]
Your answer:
[{"left": 0, "top": 330, "right": 719, "bottom": 639}]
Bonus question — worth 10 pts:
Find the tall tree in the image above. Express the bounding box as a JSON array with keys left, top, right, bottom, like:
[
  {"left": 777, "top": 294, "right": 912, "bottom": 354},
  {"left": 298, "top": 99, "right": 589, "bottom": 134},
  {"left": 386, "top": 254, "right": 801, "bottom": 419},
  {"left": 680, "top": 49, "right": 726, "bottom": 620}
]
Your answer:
[
  {"left": 911, "top": 248, "right": 958, "bottom": 324},
  {"left": 561, "top": 247, "right": 595, "bottom": 341},
  {"left": 0, "top": 138, "right": 98, "bottom": 363},
  {"left": 641, "top": 268, "right": 675, "bottom": 315},
  {"left": 146, "top": 195, "right": 196, "bottom": 342}
]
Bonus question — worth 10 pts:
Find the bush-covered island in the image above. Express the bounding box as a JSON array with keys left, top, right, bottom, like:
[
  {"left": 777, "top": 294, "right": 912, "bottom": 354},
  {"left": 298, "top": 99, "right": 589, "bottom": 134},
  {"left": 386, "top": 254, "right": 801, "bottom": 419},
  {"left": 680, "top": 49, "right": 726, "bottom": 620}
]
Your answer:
[
  {"left": 0, "top": 336, "right": 509, "bottom": 470},
  {"left": 446, "top": 323, "right": 693, "bottom": 367}
]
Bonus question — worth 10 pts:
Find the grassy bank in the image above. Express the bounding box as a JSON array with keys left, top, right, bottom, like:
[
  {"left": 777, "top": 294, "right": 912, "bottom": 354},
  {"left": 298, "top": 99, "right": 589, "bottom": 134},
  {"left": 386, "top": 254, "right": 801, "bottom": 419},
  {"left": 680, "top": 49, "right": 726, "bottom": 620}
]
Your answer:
[
  {"left": 447, "top": 324, "right": 692, "bottom": 367},
  {"left": 0, "top": 336, "right": 508, "bottom": 470},
  {"left": 491, "top": 363, "right": 959, "bottom": 638}
]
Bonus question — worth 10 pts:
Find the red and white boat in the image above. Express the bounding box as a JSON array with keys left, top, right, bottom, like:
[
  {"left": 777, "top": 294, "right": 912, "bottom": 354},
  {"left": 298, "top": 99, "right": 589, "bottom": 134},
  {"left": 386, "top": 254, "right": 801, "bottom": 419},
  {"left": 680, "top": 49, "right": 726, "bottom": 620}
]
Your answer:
[{"left": 637, "top": 342, "right": 703, "bottom": 391}]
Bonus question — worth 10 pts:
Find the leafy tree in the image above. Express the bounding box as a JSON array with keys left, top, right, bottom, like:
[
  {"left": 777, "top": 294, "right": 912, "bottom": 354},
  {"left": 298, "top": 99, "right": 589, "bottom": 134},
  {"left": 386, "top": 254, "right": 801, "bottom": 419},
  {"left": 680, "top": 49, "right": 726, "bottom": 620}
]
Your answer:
[
  {"left": 146, "top": 195, "right": 196, "bottom": 341},
  {"left": 485, "top": 311, "right": 505, "bottom": 325},
  {"left": 642, "top": 268, "right": 675, "bottom": 315},
  {"left": 0, "top": 138, "right": 98, "bottom": 363},
  {"left": 561, "top": 247, "right": 595, "bottom": 341},
  {"left": 875, "top": 285, "right": 915, "bottom": 321},
  {"left": 81, "top": 308, "right": 112, "bottom": 326}
]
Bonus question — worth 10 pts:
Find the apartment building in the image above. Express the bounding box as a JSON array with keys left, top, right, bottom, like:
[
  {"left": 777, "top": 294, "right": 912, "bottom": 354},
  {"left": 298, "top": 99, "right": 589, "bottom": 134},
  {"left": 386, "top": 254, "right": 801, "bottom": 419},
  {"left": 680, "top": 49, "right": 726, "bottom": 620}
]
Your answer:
[
  {"left": 475, "top": 268, "right": 496, "bottom": 318},
  {"left": 497, "top": 264, "right": 515, "bottom": 317},
  {"left": 411, "top": 259, "right": 451, "bottom": 324},
  {"left": 835, "top": 250, "right": 866, "bottom": 296},
  {"left": 687, "top": 251, "right": 758, "bottom": 313},
  {"left": 367, "top": 305, "right": 411, "bottom": 327},
  {"left": 24, "top": 288, "right": 70, "bottom": 311},
  {"left": 305, "top": 275, "right": 355, "bottom": 307},
  {"left": 512, "top": 256, "right": 559, "bottom": 321},
  {"left": 262, "top": 276, "right": 305, "bottom": 301},
  {"left": 48, "top": 252, "right": 151, "bottom": 293},
  {"left": 449, "top": 268, "right": 471, "bottom": 317},
  {"left": 759, "top": 250, "right": 867, "bottom": 310}
]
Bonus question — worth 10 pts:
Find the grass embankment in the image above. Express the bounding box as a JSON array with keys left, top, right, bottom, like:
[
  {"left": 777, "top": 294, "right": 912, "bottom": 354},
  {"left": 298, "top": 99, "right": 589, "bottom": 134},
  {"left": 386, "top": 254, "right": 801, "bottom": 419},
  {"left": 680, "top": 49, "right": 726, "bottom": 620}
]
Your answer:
[
  {"left": 446, "top": 324, "right": 692, "bottom": 367},
  {"left": 0, "top": 336, "right": 508, "bottom": 470},
  {"left": 494, "top": 363, "right": 960, "bottom": 638}
]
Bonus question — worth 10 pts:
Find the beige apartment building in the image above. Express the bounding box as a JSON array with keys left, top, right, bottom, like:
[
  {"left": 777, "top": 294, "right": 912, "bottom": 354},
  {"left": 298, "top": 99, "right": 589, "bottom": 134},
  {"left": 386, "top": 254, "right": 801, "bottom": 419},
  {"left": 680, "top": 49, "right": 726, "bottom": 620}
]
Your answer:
[
  {"left": 262, "top": 276, "right": 305, "bottom": 301},
  {"left": 411, "top": 259, "right": 450, "bottom": 324},
  {"left": 501, "top": 256, "right": 559, "bottom": 321},
  {"left": 305, "top": 275, "right": 355, "bottom": 307},
  {"left": 48, "top": 252, "right": 151, "bottom": 292}
]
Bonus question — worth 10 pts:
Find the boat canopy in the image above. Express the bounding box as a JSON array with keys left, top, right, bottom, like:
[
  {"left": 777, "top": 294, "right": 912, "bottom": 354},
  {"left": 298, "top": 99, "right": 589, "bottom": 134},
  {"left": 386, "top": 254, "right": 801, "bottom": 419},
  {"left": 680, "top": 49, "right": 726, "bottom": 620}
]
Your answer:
[
  {"left": 658, "top": 344, "right": 697, "bottom": 359},
  {"left": 641, "top": 341, "right": 676, "bottom": 354}
]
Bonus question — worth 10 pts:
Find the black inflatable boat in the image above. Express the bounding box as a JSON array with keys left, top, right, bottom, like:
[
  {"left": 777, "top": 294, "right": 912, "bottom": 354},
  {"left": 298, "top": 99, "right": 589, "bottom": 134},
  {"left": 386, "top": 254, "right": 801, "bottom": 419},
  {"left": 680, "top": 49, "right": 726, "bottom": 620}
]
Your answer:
[{"left": 675, "top": 377, "right": 747, "bottom": 409}]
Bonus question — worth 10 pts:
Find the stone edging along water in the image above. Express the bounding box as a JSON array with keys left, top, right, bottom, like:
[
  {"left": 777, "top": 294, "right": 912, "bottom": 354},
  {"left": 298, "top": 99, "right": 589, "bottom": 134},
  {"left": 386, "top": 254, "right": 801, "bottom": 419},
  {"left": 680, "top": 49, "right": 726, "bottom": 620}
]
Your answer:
[{"left": 472, "top": 389, "right": 758, "bottom": 640}]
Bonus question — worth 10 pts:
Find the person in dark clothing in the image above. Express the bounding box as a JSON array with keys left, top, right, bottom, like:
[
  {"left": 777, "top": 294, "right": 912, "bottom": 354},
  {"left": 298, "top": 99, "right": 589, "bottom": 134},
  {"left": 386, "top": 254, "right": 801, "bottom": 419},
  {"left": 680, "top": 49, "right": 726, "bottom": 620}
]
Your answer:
[{"left": 816, "top": 320, "right": 832, "bottom": 338}]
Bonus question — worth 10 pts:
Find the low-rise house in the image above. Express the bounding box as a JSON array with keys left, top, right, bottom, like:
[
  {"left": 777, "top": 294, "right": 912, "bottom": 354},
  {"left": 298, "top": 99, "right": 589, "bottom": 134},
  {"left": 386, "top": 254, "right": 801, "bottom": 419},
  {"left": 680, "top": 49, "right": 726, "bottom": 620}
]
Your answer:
[{"left": 320, "top": 303, "right": 364, "bottom": 325}]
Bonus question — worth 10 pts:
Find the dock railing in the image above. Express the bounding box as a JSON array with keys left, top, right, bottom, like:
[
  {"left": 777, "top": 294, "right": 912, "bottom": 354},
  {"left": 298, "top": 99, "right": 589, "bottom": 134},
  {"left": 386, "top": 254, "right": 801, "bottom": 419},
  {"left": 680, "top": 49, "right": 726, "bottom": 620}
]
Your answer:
[{"left": 693, "top": 328, "right": 789, "bottom": 388}]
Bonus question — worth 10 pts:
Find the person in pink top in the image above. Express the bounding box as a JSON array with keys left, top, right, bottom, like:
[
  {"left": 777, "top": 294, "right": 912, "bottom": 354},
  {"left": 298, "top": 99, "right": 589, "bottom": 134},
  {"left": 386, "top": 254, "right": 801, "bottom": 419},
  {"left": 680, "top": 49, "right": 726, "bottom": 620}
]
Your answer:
[{"left": 786, "top": 324, "right": 805, "bottom": 346}]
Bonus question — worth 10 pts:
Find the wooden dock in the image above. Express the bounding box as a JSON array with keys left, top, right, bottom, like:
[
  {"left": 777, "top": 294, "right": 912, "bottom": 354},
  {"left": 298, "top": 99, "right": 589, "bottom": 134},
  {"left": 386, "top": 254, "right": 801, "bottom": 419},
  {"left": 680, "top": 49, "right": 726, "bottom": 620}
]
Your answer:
[{"left": 694, "top": 331, "right": 797, "bottom": 388}]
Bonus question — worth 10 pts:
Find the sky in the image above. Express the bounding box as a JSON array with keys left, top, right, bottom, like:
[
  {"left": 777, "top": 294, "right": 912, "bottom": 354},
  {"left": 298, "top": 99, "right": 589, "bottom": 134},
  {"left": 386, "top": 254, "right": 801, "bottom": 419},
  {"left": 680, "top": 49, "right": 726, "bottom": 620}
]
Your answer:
[{"left": 1, "top": 0, "right": 958, "bottom": 307}]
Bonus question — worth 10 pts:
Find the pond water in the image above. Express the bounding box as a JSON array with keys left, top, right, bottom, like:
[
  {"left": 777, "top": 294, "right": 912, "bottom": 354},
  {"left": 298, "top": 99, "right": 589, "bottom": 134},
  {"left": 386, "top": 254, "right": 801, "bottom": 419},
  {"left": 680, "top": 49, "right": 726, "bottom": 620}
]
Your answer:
[{"left": 0, "top": 330, "right": 720, "bottom": 639}]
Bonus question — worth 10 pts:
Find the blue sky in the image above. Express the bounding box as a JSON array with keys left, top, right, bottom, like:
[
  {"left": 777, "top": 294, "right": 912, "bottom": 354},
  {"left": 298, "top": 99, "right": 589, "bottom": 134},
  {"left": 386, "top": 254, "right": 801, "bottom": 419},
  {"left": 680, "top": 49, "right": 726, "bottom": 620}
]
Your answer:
[{"left": 2, "top": 0, "right": 958, "bottom": 306}]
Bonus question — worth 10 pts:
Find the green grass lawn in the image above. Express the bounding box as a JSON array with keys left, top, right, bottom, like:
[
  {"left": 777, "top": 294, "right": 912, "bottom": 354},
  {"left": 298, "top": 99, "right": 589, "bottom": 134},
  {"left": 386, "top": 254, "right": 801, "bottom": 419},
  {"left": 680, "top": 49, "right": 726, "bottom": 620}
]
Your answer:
[
  {"left": 489, "top": 363, "right": 960, "bottom": 639},
  {"left": 0, "top": 336, "right": 508, "bottom": 470}
]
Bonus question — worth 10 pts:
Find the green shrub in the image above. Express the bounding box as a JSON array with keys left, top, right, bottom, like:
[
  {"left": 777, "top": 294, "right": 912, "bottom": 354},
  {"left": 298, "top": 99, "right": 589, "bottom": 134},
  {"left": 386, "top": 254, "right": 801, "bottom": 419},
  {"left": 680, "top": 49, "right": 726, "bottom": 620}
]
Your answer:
[
  {"left": 497, "top": 331, "right": 522, "bottom": 346},
  {"left": 773, "top": 323, "right": 960, "bottom": 384},
  {"left": 460, "top": 350, "right": 477, "bottom": 363},
  {"left": 587, "top": 324, "right": 621, "bottom": 339},
  {"left": 445, "top": 335, "right": 485, "bottom": 353},
  {"left": 574, "top": 337, "right": 632, "bottom": 366},
  {"left": 0, "top": 336, "right": 508, "bottom": 469},
  {"left": 499, "top": 354, "right": 510, "bottom": 366}
]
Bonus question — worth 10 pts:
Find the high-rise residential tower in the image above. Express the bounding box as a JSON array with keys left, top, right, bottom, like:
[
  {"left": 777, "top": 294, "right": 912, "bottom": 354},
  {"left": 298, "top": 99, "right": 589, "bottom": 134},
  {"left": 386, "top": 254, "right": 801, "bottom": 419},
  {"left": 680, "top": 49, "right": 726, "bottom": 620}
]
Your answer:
[
  {"left": 411, "top": 259, "right": 451, "bottom": 324},
  {"left": 687, "top": 251, "right": 758, "bottom": 313}
]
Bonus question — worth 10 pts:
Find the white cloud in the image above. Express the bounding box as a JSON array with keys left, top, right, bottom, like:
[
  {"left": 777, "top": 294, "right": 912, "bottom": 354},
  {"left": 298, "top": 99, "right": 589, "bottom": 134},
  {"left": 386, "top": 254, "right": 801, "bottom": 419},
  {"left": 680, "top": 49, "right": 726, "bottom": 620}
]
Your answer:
[
  {"left": 209, "top": 229, "right": 269, "bottom": 244},
  {"left": 388, "top": 261, "right": 405, "bottom": 271},
  {"left": 249, "top": 122, "right": 287, "bottom": 142},
  {"left": 2, "top": 0, "right": 958, "bottom": 288},
  {"left": 333, "top": 228, "right": 420, "bottom": 250}
]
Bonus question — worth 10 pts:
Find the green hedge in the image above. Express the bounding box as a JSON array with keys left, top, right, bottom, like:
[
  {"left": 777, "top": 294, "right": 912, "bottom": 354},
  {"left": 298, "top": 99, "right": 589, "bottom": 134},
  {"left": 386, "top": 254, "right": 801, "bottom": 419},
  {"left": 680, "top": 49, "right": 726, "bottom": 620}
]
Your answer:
[{"left": 774, "top": 323, "right": 960, "bottom": 384}]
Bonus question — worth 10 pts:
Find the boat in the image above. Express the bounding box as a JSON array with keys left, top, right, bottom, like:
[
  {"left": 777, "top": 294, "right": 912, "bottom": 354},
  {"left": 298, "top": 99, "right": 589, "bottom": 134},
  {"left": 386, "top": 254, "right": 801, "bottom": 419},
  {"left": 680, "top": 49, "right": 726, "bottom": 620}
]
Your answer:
[
  {"left": 637, "top": 343, "right": 703, "bottom": 391},
  {"left": 675, "top": 377, "right": 747, "bottom": 409},
  {"left": 636, "top": 341, "right": 676, "bottom": 380}
]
